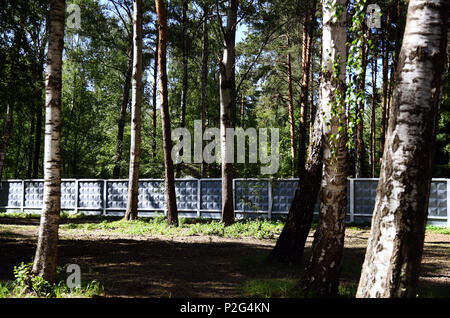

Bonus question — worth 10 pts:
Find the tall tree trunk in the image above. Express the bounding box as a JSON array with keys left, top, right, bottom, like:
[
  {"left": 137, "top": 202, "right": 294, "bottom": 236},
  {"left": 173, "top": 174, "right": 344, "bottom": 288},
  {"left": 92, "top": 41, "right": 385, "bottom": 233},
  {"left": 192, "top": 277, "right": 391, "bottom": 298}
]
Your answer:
[
  {"left": 176, "top": 0, "right": 189, "bottom": 178},
  {"left": 298, "top": 0, "right": 317, "bottom": 179},
  {"left": 152, "top": 32, "right": 159, "bottom": 159},
  {"left": 113, "top": 50, "right": 133, "bottom": 179},
  {"left": 357, "top": 0, "right": 448, "bottom": 298},
  {"left": 219, "top": 0, "right": 238, "bottom": 226},
  {"left": 300, "top": 0, "right": 348, "bottom": 297},
  {"left": 32, "top": 0, "right": 65, "bottom": 284},
  {"left": 125, "top": 0, "right": 143, "bottom": 221},
  {"left": 25, "top": 106, "right": 36, "bottom": 179},
  {"left": 355, "top": 26, "right": 369, "bottom": 178},
  {"left": 380, "top": 12, "right": 391, "bottom": 161},
  {"left": 155, "top": 0, "right": 178, "bottom": 226},
  {"left": 0, "top": 31, "right": 21, "bottom": 179},
  {"left": 32, "top": 106, "right": 43, "bottom": 178},
  {"left": 32, "top": 98, "right": 43, "bottom": 179},
  {"left": 286, "top": 37, "right": 296, "bottom": 176},
  {"left": 200, "top": 5, "right": 209, "bottom": 178},
  {"left": 370, "top": 54, "right": 377, "bottom": 178},
  {"left": 0, "top": 102, "right": 14, "bottom": 179},
  {"left": 269, "top": 101, "right": 323, "bottom": 263}
]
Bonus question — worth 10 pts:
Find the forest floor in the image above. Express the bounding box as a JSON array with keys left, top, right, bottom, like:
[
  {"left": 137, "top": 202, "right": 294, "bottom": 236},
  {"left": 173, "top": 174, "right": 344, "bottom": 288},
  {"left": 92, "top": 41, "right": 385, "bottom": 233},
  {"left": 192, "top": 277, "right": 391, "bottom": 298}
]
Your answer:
[{"left": 0, "top": 217, "right": 449, "bottom": 298}]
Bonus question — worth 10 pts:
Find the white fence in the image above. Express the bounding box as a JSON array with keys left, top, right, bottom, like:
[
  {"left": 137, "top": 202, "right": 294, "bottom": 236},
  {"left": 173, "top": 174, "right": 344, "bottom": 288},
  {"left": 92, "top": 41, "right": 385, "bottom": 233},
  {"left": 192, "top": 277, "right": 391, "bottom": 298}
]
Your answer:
[{"left": 0, "top": 178, "right": 448, "bottom": 227}]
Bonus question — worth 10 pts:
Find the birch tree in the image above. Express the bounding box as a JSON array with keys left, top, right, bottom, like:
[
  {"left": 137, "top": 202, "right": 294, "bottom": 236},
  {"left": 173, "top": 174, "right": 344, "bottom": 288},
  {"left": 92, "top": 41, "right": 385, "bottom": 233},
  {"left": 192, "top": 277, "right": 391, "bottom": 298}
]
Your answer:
[
  {"left": 125, "top": 0, "right": 143, "bottom": 221},
  {"left": 32, "top": 0, "right": 65, "bottom": 283},
  {"left": 300, "top": 0, "right": 348, "bottom": 296},
  {"left": 357, "top": 0, "right": 449, "bottom": 298}
]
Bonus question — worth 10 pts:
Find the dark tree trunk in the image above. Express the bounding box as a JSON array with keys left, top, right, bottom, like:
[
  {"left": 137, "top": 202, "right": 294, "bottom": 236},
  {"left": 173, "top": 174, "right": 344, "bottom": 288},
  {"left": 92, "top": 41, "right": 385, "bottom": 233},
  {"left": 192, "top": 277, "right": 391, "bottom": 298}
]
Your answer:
[
  {"left": 152, "top": 32, "right": 159, "bottom": 159},
  {"left": 298, "top": 0, "right": 316, "bottom": 179},
  {"left": 176, "top": 0, "right": 189, "bottom": 178},
  {"left": 287, "top": 37, "right": 296, "bottom": 176},
  {"left": 370, "top": 55, "right": 377, "bottom": 178},
  {"left": 269, "top": 104, "right": 323, "bottom": 263},
  {"left": 219, "top": 0, "right": 238, "bottom": 226},
  {"left": 113, "top": 50, "right": 133, "bottom": 179},
  {"left": 355, "top": 26, "right": 369, "bottom": 178},
  {"left": 32, "top": 98, "right": 43, "bottom": 179},
  {"left": 380, "top": 12, "right": 391, "bottom": 161},
  {"left": 0, "top": 102, "right": 14, "bottom": 179},
  {"left": 200, "top": 5, "right": 209, "bottom": 178},
  {"left": 25, "top": 105, "right": 36, "bottom": 179},
  {"left": 155, "top": 0, "right": 178, "bottom": 226}
]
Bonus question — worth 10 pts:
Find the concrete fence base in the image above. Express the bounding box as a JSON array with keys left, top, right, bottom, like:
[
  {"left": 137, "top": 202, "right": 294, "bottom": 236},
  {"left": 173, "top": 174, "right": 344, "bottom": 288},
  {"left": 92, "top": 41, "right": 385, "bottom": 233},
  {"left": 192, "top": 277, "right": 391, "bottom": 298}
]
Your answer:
[{"left": 0, "top": 178, "right": 448, "bottom": 227}]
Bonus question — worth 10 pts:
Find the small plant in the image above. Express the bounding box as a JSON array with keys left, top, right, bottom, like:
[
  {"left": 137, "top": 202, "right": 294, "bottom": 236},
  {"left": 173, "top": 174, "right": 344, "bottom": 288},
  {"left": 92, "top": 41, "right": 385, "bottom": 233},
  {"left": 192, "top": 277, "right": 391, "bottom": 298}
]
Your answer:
[{"left": 0, "top": 262, "right": 104, "bottom": 298}]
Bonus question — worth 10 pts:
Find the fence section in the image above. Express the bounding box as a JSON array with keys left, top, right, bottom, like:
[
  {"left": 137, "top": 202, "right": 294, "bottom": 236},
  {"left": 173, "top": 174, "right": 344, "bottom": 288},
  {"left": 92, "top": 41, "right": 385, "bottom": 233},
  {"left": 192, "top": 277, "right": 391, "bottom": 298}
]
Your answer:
[{"left": 0, "top": 178, "right": 448, "bottom": 227}]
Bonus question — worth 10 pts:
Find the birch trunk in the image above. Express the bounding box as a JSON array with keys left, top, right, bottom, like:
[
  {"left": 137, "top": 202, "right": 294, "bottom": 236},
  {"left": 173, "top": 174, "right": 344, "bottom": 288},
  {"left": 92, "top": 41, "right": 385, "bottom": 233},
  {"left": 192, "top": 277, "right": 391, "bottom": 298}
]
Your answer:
[
  {"left": 125, "top": 0, "right": 143, "bottom": 221},
  {"left": 219, "top": 0, "right": 238, "bottom": 226},
  {"left": 155, "top": 0, "right": 178, "bottom": 226},
  {"left": 32, "top": 0, "right": 65, "bottom": 284},
  {"left": 357, "top": 0, "right": 448, "bottom": 298},
  {"left": 301, "top": 0, "right": 348, "bottom": 297}
]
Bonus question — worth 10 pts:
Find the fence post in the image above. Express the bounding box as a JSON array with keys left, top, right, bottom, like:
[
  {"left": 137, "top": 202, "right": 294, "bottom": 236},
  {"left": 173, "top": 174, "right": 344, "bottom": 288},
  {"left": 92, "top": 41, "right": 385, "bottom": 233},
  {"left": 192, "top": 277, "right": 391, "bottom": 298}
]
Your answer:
[
  {"left": 268, "top": 181, "right": 272, "bottom": 220},
  {"left": 232, "top": 178, "right": 236, "bottom": 218},
  {"left": 349, "top": 179, "right": 355, "bottom": 223},
  {"left": 447, "top": 179, "right": 450, "bottom": 228},
  {"left": 75, "top": 179, "right": 79, "bottom": 214},
  {"left": 197, "top": 179, "right": 201, "bottom": 218},
  {"left": 103, "top": 180, "right": 107, "bottom": 216},
  {"left": 21, "top": 180, "right": 25, "bottom": 213}
]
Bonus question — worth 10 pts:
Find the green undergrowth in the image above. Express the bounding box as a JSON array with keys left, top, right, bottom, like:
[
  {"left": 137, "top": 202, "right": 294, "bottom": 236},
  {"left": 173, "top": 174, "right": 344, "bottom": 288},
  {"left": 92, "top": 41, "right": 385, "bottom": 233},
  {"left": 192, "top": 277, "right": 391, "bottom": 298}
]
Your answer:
[
  {"left": 60, "top": 215, "right": 285, "bottom": 239},
  {"left": 237, "top": 253, "right": 448, "bottom": 298},
  {"left": 2, "top": 212, "right": 448, "bottom": 236},
  {"left": 0, "top": 262, "right": 103, "bottom": 298}
]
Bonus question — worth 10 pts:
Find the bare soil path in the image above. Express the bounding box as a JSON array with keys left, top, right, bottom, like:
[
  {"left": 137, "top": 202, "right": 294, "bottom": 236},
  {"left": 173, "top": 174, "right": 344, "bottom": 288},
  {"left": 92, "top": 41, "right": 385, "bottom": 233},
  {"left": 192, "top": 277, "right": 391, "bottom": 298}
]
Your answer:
[{"left": 1, "top": 218, "right": 449, "bottom": 298}]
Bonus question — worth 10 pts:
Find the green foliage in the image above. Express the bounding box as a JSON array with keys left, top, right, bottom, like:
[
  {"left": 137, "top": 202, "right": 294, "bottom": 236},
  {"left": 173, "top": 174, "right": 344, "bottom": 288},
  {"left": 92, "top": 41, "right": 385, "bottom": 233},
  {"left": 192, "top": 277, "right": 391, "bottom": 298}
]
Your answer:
[
  {"left": 0, "top": 262, "right": 103, "bottom": 298},
  {"left": 60, "top": 216, "right": 285, "bottom": 239}
]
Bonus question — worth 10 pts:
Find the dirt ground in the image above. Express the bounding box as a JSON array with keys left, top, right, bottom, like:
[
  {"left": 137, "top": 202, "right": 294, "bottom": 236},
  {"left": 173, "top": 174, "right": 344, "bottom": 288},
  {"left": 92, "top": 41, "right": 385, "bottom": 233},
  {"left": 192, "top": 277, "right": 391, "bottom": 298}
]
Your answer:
[{"left": 0, "top": 218, "right": 449, "bottom": 298}]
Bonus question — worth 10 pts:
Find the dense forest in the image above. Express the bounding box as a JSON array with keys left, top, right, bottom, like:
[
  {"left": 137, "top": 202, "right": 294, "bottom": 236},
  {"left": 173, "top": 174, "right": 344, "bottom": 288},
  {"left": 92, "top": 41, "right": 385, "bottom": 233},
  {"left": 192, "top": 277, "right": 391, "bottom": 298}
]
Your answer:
[
  {"left": 0, "top": 0, "right": 448, "bottom": 300},
  {"left": 1, "top": 0, "right": 448, "bottom": 181}
]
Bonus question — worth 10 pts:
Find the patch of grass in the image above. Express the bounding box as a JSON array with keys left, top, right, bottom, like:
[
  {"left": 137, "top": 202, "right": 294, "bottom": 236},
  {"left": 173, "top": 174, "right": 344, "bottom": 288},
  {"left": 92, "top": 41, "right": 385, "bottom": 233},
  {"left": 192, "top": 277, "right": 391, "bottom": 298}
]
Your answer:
[
  {"left": 238, "top": 278, "right": 300, "bottom": 298},
  {"left": 0, "top": 212, "right": 41, "bottom": 219},
  {"left": 0, "top": 262, "right": 103, "bottom": 298},
  {"left": 426, "top": 225, "right": 450, "bottom": 235},
  {"left": 60, "top": 217, "right": 285, "bottom": 240},
  {"left": 238, "top": 278, "right": 359, "bottom": 298}
]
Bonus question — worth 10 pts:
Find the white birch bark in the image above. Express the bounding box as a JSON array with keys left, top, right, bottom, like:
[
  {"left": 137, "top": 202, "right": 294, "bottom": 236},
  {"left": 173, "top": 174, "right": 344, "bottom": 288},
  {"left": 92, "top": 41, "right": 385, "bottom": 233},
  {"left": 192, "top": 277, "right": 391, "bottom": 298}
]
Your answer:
[
  {"left": 301, "top": 0, "right": 348, "bottom": 296},
  {"left": 357, "top": 0, "right": 449, "bottom": 298},
  {"left": 32, "top": 0, "right": 65, "bottom": 283},
  {"left": 125, "top": 0, "right": 143, "bottom": 221}
]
